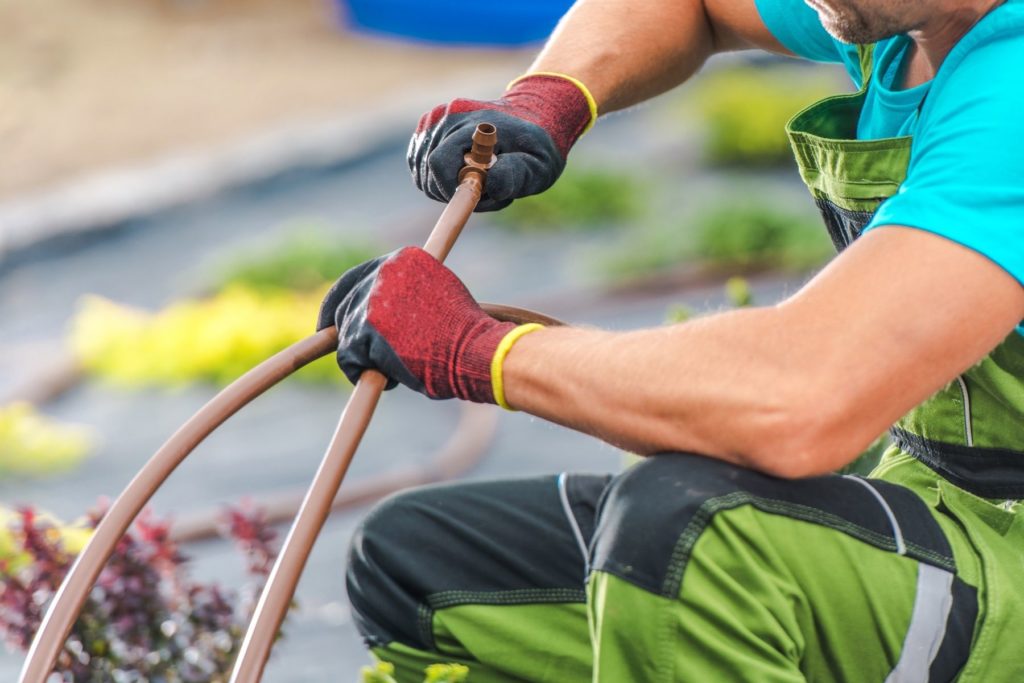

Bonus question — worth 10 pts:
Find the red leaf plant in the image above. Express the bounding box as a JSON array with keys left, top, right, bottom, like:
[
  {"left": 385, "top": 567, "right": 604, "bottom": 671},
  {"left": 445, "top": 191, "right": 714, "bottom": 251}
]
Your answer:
[{"left": 0, "top": 501, "right": 286, "bottom": 682}]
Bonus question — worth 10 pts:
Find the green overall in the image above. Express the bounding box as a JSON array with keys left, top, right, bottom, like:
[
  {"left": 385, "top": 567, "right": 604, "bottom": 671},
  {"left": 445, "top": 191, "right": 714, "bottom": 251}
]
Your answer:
[{"left": 349, "top": 45, "right": 1024, "bottom": 682}]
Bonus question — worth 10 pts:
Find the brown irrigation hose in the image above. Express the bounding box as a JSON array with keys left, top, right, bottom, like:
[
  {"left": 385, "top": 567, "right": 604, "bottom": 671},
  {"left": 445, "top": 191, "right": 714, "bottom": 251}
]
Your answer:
[
  {"left": 20, "top": 124, "right": 564, "bottom": 683},
  {"left": 228, "top": 124, "right": 500, "bottom": 683},
  {"left": 169, "top": 305, "right": 563, "bottom": 545},
  {"left": 18, "top": 328, "right": 338, "bottom": 683}
]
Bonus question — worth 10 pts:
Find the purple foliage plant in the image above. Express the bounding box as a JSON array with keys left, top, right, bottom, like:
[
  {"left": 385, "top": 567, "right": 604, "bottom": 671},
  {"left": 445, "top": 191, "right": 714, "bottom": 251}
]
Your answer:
[{"left": 0, "top": 501, "right": 285, "bottom": 682}]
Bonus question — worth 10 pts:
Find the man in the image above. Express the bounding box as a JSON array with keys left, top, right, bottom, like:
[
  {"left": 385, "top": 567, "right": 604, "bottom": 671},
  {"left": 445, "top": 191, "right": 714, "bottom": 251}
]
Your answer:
[{"left": 318, "top": 0, "right": 1024, "bottom": 679}]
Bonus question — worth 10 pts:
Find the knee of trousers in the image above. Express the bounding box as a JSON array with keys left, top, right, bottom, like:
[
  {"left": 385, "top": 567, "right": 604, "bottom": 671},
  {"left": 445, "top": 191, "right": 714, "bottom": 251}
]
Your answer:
[
  {"left": 347, "top": 475, "right": 605, "bottom": 651},
  {"left": 346, "top": 487, "right": 440, "bottom": 650},
  {"left": 589, "top": 452, "right": 959, "bottom": 600}
]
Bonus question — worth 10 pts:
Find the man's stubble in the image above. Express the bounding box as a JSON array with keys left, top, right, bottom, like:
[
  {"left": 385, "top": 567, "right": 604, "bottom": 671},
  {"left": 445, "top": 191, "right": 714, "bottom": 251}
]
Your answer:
[{"left": 806, "top": 0, "right": 921, "bottom": 43}]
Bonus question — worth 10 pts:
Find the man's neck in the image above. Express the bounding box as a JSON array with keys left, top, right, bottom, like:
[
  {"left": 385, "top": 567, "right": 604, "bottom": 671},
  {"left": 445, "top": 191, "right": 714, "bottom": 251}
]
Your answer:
[{"left": 902, "top": 0, "right": 1005, "bottom": 87}]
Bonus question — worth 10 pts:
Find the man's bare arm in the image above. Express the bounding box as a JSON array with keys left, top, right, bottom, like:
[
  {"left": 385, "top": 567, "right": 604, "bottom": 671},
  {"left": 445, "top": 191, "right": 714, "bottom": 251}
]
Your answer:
[
  {"left": 503, "top": 227, "right": 1024, "bottom": 478},
  {"left": 530, "top": 0, "right": 792, "bottom": 113}
]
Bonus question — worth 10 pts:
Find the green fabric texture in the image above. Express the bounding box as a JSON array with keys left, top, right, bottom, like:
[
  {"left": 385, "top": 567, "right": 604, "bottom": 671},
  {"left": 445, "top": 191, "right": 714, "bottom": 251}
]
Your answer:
[
  {"left": 374, "top": 602, "right": 592, "bottom": 683},
  {"left": 784, "top": 39, "right": 1024, "bottom": 679},
  {"left": 375, "top": 504, "right": 928, "bottom": 682},
  {"left": 895, "top": 331, "right": 1024, "bottom": 449},
  {"left": 871, "top": 451, "right": 1024, "bottom": 680},
  {"left": 787, "top": 46, "right": 912, "bottom": 213},
  {"left": 591, "top": 508, "right": 921, "bottom": 682},
  {"left": 788, "top": 44, "right": 1024, "bottom": 457}
]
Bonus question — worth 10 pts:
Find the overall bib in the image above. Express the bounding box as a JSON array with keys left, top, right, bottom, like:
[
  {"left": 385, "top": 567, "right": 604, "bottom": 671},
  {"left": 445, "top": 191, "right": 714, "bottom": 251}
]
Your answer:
[
  {"left": 787, "top": 43, "right": 1024, "bottom": 681},
  {"left": 343, "top": 45, "right": 1024, "bottom": 683}
]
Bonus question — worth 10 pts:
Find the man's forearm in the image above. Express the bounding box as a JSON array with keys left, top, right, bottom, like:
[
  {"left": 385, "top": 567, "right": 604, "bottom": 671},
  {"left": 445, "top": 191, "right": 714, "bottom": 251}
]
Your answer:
[
  {"left": 528, "top": 0, "right": 788, "bottom": 113},
  {"left": 502, "top": 228, "right": 1024, "bottom": 479},
  {"left": 502, "top": 307, "right": 859, "bottom": 478}
]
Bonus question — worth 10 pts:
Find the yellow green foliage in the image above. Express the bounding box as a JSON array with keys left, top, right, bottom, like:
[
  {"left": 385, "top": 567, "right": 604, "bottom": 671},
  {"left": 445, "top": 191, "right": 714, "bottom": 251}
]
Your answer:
[
  {"left": 0, "top": 506, "right": 92, "bottom": 573},
  {"left": 70, "top": 229, "right": 381, "bottom": 388},
  {"left": 70, "top": 288, "right": 344, "bottom": 388},
  {"left": 692, "top": 65, "right": 840, "bottom": 166},
  {"left": 664, "top": 304, "right": 694, "bottom": 324},
  {"left": 0, "top": 402, "right": 95, "bottom": 477},
  {"left": 424, "top": 663, "right": 470, "bottom": 682},
  {"left": 725, "top": 276, "right": 754, "bottom": 308},
  {"left": 360, "top": 661, "right": 470, "bottom": 683},
  {"left": 361, "top": 661, "right": 398, "bottom": 683}
]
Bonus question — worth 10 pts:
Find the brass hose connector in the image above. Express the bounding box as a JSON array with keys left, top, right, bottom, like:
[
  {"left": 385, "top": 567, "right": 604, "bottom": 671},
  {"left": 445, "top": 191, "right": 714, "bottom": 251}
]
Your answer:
[{"left": 458, "top": 123, "right": 498, "bottom": 184}]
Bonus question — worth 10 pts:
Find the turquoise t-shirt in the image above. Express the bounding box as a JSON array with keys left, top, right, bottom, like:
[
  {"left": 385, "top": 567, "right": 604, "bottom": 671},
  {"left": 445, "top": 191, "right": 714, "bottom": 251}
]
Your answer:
[{"left": 754, "top": 0, "right": 1024, "bottom": 292}]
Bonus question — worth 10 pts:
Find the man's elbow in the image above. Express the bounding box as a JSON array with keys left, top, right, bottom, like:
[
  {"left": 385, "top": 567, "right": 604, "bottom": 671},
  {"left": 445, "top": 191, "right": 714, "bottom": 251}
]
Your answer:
[{"left": 741, "top": 394, "right": 872, "bottom": 480}]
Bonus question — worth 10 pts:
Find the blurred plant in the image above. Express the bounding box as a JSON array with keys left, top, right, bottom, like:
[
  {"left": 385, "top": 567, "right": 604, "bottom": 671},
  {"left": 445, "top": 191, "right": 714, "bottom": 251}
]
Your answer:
[
  {"left": 0, "top": 502, "right": 285, "bottom": 681},
  {"left": 0, "top": 507, "right": 91, "bottom": 573},
  {"left": 693, "top": 202, "right": 831, "bottom": 270},
  {"left": 598, "top": 199, "right": 831, "bottom": 282},
  {"left": 362, "top": 661, "right": 399, "bottom": 683},
  {"left": 0, "top": 403, "right": 95, "bottom": 478},
  {"left": 725, "top": 276, "right": 754, "bottom": 307},
  {"left": 664, "top": 304, "right": 694, "bottom": 324},
  {"left": 424, "top": 663, "right": 470, "bottom": 682},
  {"left": 70, "top": 228, "right": 385, "bottom": 389},
  {"left": 216, "top": 229, "right": 379, "bottom": 294},
  {"left": 491, "top": 168, "right": 642, "bottom": 232},
  {"left": 70, "top": 288, "right": 341, "bottom": 388},
  {"left": 691, "top": 65, "right": 838, "bottom": 166},
  {"left": 361, "top": 660, "right": 470, "bottom": 683}
]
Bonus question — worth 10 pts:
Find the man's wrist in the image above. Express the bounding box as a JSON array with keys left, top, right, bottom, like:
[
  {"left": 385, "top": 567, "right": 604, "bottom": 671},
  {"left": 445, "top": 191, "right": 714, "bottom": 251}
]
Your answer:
[
  {"left": 490, "top": 323, "right": 546, "bottom": 410},
  {"left": 500, "top": 73, "right": 597, "bottom": 157},
  {"left": 506, "top": 72, "right": 599, "bottom": 134}
]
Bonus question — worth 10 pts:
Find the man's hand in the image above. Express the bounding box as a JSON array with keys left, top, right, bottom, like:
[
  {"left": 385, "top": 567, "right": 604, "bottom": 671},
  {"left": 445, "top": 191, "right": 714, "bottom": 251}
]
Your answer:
[
  {"left": 408, "top": 74, "right": 594, "bottom": 212},
  {"left": 317, "top": 247, "right": 534, "bottom": 403}
]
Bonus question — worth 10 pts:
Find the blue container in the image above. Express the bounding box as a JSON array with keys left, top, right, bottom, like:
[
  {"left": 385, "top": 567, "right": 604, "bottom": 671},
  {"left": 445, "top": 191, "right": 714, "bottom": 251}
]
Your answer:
[{"left": 340, "top": 0, "right": 574, "bottom": 47}]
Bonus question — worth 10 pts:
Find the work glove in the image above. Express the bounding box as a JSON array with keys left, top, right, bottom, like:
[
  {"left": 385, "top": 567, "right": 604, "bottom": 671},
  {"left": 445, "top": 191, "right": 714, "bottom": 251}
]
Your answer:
[
  {"left": 409, "top": 73, "right": 597, "bottom": 212},
  {"left": 316, "top": 247, "right": 543, "bottom": 407}
]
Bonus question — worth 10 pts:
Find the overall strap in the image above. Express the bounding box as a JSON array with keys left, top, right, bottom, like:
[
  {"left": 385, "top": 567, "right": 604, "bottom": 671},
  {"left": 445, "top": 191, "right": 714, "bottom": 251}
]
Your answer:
[{"left": 856, "top": 44, "right": 876, "bottom": 88}]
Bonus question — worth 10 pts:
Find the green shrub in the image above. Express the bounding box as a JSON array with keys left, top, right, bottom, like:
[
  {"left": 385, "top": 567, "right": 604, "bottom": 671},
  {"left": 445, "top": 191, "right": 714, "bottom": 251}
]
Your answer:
[
  {"left": 725, "top": 276, "right": 754, "bottom": 307},
  {"left": 71, "top": 228, "right": 386, "bottom": 388},
  {"left": 692, "top": 65, "right": 839, "bottom": 166},
  {"left": 598, "top": 200, "right": 831, "bottom": 281},
  {"left": 70, "top": 288, "right": 343, "bottom": 388},
  {"left": 664, "top": 304, "right": 695, "bottom": 324},
  {"left": 693, "top": 202, "right": 831, "bottom": 270},
  {"left": 216, "top": 227, "right": 380, "bottom": 293},
  {"left": 492, "top": 168, "right": 642, "bottom": 231},
  {"left": 597, "top": 225, "right": 693, "bottom": 282}
]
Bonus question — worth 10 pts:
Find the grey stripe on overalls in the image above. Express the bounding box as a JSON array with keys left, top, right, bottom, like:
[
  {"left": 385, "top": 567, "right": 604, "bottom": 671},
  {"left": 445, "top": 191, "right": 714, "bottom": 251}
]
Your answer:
[{"left": 885, "top": 563, "right": 955, "bottom": 683}]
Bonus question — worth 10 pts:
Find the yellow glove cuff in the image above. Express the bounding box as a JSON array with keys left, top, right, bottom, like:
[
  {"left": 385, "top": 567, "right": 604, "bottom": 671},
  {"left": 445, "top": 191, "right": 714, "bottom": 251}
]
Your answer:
[
  {"left": 506, "top": 72, "right": 599, "bottom": 135},
  {"left": 491, "top": 323, "right": 545, "bottom": 411}
]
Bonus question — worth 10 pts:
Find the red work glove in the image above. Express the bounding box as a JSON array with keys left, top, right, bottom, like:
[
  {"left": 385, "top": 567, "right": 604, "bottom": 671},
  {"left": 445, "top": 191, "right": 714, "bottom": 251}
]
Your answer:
[
  {"left": 409, "top": 73, "right": 597, "bottom": 212},
  {"left": 316, "top": 247, "right": 542, "bottom": 406}
]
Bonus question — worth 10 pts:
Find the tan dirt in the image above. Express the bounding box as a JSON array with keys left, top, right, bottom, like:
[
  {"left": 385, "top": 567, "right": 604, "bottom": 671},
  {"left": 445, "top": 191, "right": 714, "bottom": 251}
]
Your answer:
[{"left": 0, "top": 0, "right": 528, "bottom": 200}]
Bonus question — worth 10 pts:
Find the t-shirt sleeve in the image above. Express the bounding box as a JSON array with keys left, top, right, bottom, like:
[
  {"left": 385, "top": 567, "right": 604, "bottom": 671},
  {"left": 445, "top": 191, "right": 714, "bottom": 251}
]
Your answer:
[
  {"left": 865, "top": 32, "right": 1024, "bottom": 287},
  {"left": 753, "top": 0, "right": 846, "bottom": 63}
]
